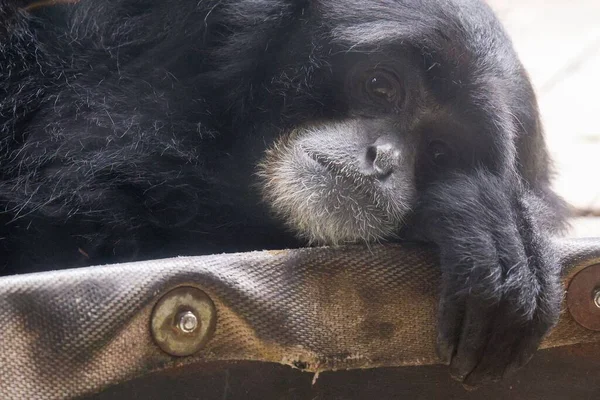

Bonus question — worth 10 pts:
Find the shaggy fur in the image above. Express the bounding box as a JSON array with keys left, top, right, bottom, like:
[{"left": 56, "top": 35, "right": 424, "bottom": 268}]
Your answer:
[
  {"left": 0, "top": 0, "right": 568, "bottom": 387},
  {"left": 258, "top": 120, "right": 417, "bottom": 245}
]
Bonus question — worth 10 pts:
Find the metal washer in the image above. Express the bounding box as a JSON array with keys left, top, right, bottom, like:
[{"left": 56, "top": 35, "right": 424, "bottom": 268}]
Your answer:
[
  {"left": 566, "top": 263, "right": 600, "bottom": 332},
  {"left": 150, "top": 286, "right": 217, "bottom": 357}
]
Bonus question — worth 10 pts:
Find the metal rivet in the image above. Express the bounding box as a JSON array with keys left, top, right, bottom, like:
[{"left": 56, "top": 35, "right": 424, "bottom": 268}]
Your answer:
[{"left": 151, "top": 286, "right": 217, "bottom": 357}]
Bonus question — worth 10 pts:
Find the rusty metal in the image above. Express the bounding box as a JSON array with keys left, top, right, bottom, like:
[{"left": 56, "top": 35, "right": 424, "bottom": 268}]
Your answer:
[
  {"left": 150, "top": 286, "right": 217, "bottom": 357},
  {"left": 567, "top": 263, "right": 600, "bottom": 331}
]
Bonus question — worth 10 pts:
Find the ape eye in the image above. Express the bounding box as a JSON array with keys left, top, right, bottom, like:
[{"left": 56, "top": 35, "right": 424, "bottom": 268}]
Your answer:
[
  {"left": 428, "top": 140, "right": 451, "bottom": 165},
  {"left": 365, "top": 71, "right": 399, "bottom": 103}
]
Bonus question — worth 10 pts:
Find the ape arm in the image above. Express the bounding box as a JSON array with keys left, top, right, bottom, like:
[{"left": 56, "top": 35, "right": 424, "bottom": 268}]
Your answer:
[{"left": 411, "top": 170, "right": 563, "bottom": 386}]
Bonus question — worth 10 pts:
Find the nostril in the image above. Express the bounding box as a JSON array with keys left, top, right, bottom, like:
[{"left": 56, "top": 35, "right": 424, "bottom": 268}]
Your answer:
[
  {"left": 365, "top": 142, "right": 400, "bottom": 178},
  {"left": 366, "top": 145, "right": 378, "bottom": 165}
]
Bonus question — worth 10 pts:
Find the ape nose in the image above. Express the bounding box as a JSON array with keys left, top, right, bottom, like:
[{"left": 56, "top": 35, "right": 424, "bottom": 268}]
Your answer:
[{"left": 365, "top": 139, "right": 401, "bottom": 178}]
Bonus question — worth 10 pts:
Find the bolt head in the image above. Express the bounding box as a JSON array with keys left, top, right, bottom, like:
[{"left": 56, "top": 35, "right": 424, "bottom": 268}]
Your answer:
[
  {"left": 594, "top": 289, "right": 600, "bottom": 309},
  {"left": 178, "top": 311, "right": 199, "bottom": 333}
]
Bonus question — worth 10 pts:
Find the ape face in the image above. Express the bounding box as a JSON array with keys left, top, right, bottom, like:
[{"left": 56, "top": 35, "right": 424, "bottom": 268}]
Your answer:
[
  {"left": 258, "top": 51, "right": 426, "bottom": 245},
  {"left": 248, "top": 22, "right": 528, "bottom": 247}
]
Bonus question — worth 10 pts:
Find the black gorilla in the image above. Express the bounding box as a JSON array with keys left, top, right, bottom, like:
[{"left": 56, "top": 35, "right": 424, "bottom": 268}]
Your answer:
[{"left": 0, "top": 0, "right": 568, "bottom": 387}]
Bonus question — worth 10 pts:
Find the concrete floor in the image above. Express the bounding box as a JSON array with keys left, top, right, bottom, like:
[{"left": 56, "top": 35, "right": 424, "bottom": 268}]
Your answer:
[{"left": 488, "top": 0, "right": 600, "bottom": 237}]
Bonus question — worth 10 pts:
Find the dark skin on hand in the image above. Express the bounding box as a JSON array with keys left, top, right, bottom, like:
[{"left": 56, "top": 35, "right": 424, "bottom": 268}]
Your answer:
[{"left": 0, "top": 0, "right": 568, "bottom": 388}]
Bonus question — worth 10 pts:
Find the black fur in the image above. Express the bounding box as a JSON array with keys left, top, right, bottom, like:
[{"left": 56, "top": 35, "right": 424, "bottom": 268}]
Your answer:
[{"left": 0, "top": 0, "right": 568, "bottom": 387}]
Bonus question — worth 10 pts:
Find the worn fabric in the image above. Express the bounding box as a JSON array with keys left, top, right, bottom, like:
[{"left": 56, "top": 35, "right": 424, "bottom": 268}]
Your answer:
[{"left": 1, "top": 239, "right": 600, "bottom": 400}]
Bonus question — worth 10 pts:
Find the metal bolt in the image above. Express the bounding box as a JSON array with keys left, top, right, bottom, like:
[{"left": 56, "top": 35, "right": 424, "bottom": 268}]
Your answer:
[
  {"left": 177, "top": 311, "right": 199, "bottom": 333},
  {"left": 594, "top": 289, "right": 600, "bottom": 309},
  {"left": 151, "top": 286, "right": 217, "bottom": 357}
]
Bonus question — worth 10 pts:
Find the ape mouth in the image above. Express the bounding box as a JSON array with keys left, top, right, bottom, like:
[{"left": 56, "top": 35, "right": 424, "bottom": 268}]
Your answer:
[
  {"left": 306, "top": 150, "right": 393, "bottom": 189},
  {"left": 306, "top": 151, "right": 364, "bottom": 182},
  {"left": 308, "top": 152, "right": 335, "bottom": 170},
  {"left": 305, "top": 151, "right": 378, "bottom": 194}
]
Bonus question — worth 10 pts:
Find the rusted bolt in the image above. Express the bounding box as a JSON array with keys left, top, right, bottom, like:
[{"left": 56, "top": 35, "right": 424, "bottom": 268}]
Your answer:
[
  {"left": 151, "top": 286, "right": 217, "bottom": 357},
  {"left": 566, "top": 264, "right": 600, "bottom": 332}
]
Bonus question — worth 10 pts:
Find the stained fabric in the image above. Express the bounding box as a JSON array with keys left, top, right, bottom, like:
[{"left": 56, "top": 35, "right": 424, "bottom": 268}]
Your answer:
[{"left": 1, "top": 239, "right": 599, "bottom": 400}]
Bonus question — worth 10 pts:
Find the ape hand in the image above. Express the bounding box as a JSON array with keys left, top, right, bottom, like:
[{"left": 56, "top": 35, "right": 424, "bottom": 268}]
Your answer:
[{"left": 416, "top": 171, "right": 562, "bottom": 387}]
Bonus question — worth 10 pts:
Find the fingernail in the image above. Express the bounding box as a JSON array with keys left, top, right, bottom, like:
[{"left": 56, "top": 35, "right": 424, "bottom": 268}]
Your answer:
[{"left": 436, "top": 341, "right": 454, "bottom": 365}]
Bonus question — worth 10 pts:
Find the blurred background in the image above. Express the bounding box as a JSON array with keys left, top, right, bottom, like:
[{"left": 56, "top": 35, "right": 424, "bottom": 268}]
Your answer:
[{"left": 487, "top": 0, "right": 600, "bottom": 237}]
